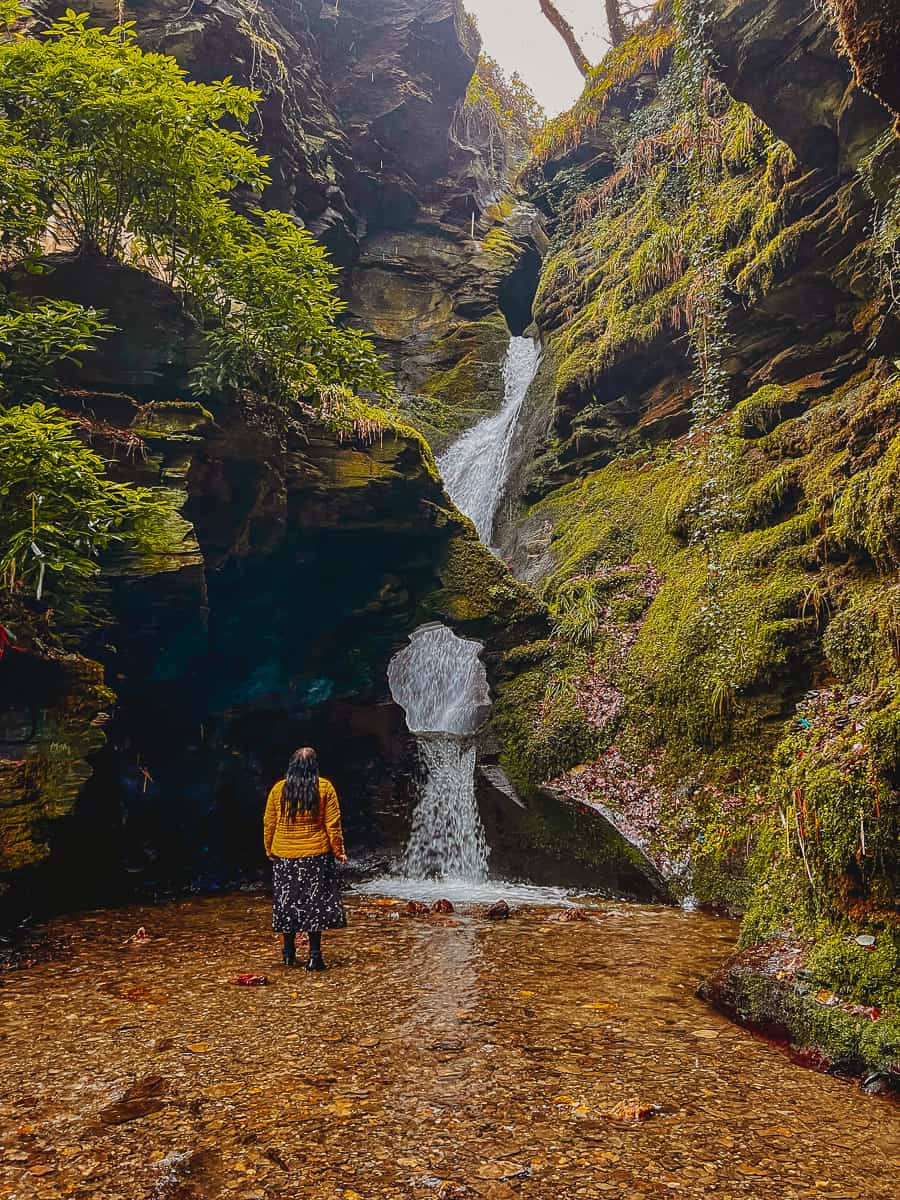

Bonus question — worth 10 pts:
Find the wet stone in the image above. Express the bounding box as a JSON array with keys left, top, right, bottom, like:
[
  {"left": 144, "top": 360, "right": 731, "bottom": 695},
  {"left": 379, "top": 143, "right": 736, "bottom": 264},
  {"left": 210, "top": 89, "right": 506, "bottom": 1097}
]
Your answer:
[{"left": 98, "top": 1074, "right": 167, "bottom": 1124}]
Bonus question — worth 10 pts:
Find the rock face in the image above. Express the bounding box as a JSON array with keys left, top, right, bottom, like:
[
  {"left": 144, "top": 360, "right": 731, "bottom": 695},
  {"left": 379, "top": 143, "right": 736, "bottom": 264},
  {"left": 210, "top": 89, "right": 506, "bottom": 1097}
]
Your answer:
[
  {"left": 1, "top": 252, "right": 545, "bottom": 914},
  {"left": 831, "top": 0, "right": 900, "bottom": 121},
  {"left": 491, "top": 0, "right": 899, "bottom": 1072},
  {"left": 0, "top": 603, "right": 113, "bottom": 897},
  {"left": 708, "top": 0, "right": 888, "bottom": 173},
  {"left": 0, "top": 1, "right": 554, "bottom": 914},
  {"left": 33, "top": 0, "right": 544, "bottom": 439}
]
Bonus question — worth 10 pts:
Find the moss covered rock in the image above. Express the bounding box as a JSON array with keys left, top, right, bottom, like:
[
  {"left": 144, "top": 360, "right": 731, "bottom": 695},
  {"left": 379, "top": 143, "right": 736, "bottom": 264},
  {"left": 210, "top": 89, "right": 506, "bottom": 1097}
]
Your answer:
[{"left": 0, "top": 604, "right": 113, "bottom": 896}]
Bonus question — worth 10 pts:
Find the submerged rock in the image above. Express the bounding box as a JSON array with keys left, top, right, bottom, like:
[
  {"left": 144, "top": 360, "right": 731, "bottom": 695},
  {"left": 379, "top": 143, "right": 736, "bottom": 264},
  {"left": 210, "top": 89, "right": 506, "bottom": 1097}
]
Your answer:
[{"left": 98, "top": 1075, "right": 167, "bottom": 1125}]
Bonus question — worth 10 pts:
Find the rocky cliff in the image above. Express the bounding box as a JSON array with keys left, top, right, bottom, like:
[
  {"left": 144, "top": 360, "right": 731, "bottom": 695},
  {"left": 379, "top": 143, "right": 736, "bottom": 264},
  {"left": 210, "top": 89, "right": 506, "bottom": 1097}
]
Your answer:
[
  {"left": 493, "top": 0, "right": 899, "bottom": 1078},
  {"left": 1, "top": 246, "right": 547, "bottom": 908},
  {"left": 1, "top": 0, "right": 551, "bottom": 912}
]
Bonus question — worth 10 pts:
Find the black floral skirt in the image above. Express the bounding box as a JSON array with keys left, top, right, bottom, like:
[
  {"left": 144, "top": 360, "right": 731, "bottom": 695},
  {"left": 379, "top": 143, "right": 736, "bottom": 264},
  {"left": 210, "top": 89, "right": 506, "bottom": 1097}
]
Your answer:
[{"left": 271, "top": 853, "right": 347, "bottom": 933}]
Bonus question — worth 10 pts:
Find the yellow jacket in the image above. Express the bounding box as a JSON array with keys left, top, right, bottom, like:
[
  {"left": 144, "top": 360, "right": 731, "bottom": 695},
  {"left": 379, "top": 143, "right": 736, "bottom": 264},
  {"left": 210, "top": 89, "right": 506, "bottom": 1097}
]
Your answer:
[{"left": 263, "top": 777, "right": 345, "bottom": 859}]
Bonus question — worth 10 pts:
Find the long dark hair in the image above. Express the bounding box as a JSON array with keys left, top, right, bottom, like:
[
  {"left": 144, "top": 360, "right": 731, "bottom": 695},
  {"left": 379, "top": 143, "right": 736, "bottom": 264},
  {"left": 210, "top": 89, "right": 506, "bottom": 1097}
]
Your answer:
[{"left": 282, "top": 747, "right": 320, "bottom": 821}]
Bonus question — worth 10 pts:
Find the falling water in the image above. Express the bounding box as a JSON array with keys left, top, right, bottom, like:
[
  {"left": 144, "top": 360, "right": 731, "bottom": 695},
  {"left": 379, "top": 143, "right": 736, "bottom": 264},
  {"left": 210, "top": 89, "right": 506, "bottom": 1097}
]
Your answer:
[
  {"left": 438, "top": 336, "right": 542, "bottom": 544},
  {"left": 383, "top": 336, "right": 540, "bottom": 888},
  {"left": 388, "top": 624, "right": 491, "bottom": 881},
  {"left": 387, "top": 623, "right": 491, "bottom": 738},
  {"left": 400, "top": 737, "right": 487, "bottom": 880}
]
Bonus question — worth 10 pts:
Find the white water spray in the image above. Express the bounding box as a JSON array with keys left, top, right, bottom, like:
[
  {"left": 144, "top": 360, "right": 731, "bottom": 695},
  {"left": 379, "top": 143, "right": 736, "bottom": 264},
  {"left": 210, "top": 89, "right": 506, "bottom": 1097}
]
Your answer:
[
  {"left": 384, "top": 336, "right": 540, "bottom": 888},
  {"left": 388, "top": 624, "right": 491, "bottom": 737}
]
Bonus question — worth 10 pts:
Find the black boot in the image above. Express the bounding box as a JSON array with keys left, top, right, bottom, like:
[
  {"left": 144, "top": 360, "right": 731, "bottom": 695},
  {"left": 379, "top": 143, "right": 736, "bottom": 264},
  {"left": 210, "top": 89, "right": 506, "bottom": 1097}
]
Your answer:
[
  {"left": 282, "top": 932, "right": 296, "bottom": 967},
  {"left": 305, "top": 930, "right": 326, "bottom": 971}
]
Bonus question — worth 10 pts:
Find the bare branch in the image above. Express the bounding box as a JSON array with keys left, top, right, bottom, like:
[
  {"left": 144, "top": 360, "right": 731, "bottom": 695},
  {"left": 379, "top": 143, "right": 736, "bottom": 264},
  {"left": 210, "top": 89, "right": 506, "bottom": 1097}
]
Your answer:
[{"left": 537, "top": 0, "right": 592, "bottom": 77}]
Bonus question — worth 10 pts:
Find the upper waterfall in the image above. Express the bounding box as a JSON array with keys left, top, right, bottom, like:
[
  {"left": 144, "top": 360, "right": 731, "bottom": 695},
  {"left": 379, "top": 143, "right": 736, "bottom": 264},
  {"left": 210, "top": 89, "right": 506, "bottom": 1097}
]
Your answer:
[{"left": 438, "top": 336, "right": 541, "bottom": 543}]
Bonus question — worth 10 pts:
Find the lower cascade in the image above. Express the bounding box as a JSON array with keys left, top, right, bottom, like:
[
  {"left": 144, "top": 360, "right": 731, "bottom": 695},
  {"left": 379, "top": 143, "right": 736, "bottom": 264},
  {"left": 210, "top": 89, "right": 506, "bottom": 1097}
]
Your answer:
[
  {"left": 386, "top": 336, "right": 540, "bottom": 885},
  {"left": 401, "top": 736, "right": 487, "bottom": 881}
]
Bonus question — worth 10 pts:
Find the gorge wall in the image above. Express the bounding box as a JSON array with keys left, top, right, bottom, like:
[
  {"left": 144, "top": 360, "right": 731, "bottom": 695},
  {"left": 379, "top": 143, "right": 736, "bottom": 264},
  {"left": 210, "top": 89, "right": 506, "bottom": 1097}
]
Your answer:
[
  {"left": 1, "top": 0, "right": 550, "bottom": 912},
  {"left": 1, "top": 0, "right": 898, "bottom": 1081},
  {"left": 490, "top": 0, "right": 899, "bottom": 1077}
]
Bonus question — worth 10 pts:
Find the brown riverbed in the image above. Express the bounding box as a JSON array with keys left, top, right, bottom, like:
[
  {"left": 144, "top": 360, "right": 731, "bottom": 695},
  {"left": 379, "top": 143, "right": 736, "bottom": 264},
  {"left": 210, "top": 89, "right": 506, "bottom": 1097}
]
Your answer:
[{"left": 0, "top": 893, "right": 897, "bottom": 1199}]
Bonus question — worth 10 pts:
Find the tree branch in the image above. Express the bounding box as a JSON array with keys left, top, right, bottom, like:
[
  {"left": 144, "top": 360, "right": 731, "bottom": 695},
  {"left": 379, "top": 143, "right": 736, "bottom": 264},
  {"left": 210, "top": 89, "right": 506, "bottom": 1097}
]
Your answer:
[
  {"left": 537, "top": 0, "right": 592, "bottom": 78},
  {"left": 605, "top": 0, "right": 628, "bottom": 47}
]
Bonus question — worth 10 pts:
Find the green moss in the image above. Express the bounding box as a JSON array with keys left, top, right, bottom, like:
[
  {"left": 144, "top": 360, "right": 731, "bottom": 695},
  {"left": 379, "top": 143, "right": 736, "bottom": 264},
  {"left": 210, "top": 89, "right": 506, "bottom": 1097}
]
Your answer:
[
  {"left": 867, "top": 695, "right": 900, "bottom": 778},
  {"left": 858, "top": 1015, "right": 900, "bottom": 1072},
  {"left": 704, "top": 943, "right": 898, "bottom": 1076},
  {"left": 523, "top": 19, "right": 678, "bottom": 176},
  {"left": 532, "top": 97, "right": 800, "bottom": 405},
  {"left": 807, "top": 933, "right": 900, "bottom": 1010},
  {"left": 823, "top": 585, "right": 900, "bottom": 688},
  {"left": 741, "top": 683, "right": 899, "bottom": 967},
  {"left": 428, "top": 532, "right": 546, "bottom": 635},
  {"left": 403, "top": 314, "right": 511, "bottom": 450},
  {"left": 131, "top": 400, "right": 215, "bottom": 437},
  {"left": 732, "top": 384, "right": 799, "bottom": 437},
  {"left": 492, "top": 645, "right": 607, "bottom": 797},
  {"left": 832, "top": 426, "right": 900, "bottom": 569},
  {"left": 0, "top": 647, "right": 113, "bottom": 879},
  {"left": 324, "top": 398, "right": 442, "bottom": 482}
]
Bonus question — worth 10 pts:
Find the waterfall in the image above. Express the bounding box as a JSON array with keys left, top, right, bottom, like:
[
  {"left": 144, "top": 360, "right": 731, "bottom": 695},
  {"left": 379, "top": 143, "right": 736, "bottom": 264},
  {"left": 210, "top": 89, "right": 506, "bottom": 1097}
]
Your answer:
[
  {"left": 388, "top": 624, "right": 491, "bottom": 882},
  {"left": 438, "top": 336, "right": 541, "bottom": 544},
  {"left": 401, "top": 737, "right": 488, "bottom": 880},
  {"left": 388, "top": 623, "right": 491, "bottom": 737},
  {"left": 385, "top": 336, "right": 540, "bottom": 886}
]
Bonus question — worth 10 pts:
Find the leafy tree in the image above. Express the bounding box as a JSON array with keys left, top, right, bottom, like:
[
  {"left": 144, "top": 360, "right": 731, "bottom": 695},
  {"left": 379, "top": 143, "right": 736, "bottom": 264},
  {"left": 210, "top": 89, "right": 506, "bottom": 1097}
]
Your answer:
[
  {"left": 0, "top": 7, "right": 265, "bottom": 262},
  {"left": 0, "top": 5, "right": 391, "bottom": 408},
  {"left": 0, "top": 298, "right": 112, "bottom": 401},
  {"left": 0, "top": 402, "right": 170, "bottom": 602},
  {"left": 186, "top": 206, "right": 389, "bottom": 407}
]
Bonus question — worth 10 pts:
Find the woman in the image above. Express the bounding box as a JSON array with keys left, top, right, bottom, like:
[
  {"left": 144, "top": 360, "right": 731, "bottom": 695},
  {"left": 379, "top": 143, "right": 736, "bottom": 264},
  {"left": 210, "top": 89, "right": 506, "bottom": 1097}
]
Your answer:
[{"left": 264, "top": 747, "right": 347, "bottom": 970}]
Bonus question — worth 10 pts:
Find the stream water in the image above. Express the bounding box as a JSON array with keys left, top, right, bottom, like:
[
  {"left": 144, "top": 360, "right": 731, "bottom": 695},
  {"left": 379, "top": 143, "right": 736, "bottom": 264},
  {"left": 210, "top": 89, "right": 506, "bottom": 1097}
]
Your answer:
[{"left": 2, "top": 894, "right": 895, "bottom": 1199}]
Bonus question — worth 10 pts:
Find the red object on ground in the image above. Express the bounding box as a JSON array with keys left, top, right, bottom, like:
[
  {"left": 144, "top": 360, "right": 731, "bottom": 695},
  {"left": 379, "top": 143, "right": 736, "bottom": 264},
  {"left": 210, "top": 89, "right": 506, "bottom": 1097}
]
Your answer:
[
  {"left": 432, "top": 899, "right": 454, "bottom": 913},
  {"left": 0, "top": 625, "right": 24, "bottom": 661},
  {"left": 231, "top": 973, "right": 270, "bottom": 986}
]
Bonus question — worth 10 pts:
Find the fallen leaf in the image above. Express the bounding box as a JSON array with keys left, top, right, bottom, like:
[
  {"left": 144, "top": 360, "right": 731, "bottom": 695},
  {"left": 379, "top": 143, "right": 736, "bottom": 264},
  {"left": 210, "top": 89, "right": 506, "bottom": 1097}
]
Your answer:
[
  {"left": 600, "top": 1098, "right": 662, "bottom": 1121},
  {"left": 187, "top": 1043, "right": 213, "bottom": 1053},
  {"left": 689, "top": 1028, "right": 719, "bottom": 1039},
  {"left": 202, "top": 1082, "right": 242, "bottom": 1099}
]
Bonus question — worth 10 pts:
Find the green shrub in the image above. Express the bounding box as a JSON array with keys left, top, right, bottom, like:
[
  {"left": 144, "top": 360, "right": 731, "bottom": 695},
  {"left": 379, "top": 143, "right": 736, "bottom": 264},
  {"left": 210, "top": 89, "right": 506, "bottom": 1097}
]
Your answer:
[
  {"left": 0, "top": 299, "right": 112, "bottom": 401},
  {"left": 0, "top": 402, "right": 170, "bottom": 602}
]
